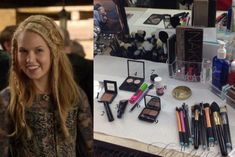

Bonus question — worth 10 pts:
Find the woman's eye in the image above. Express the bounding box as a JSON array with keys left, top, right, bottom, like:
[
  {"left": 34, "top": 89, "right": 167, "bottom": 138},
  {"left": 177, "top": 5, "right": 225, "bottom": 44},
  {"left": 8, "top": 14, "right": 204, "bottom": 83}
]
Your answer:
[
  {"left": 36, "top": 49, "right": 43, "bottom": 53},
  {"left": 19, "top": 49, "right": 27, "bottom": 53}
]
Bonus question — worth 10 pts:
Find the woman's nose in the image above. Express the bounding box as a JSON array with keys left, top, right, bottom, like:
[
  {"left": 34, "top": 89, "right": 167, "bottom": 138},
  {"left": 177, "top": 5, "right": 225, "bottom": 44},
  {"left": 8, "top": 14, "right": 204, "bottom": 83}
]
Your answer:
[{"left": 26, "top": 51, "right": 35, "bottom": 63}]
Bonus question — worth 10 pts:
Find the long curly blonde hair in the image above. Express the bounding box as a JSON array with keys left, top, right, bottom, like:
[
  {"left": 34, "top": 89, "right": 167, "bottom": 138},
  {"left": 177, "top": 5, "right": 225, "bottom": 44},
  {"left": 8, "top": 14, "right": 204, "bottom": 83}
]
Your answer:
[{"left": 8, "top": 15, "right": 80, "bottom": 139}]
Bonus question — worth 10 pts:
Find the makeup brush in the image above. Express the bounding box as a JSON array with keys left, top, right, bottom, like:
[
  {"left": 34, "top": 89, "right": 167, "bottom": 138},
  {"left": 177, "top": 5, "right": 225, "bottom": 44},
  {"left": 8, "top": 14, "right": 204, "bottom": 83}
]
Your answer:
[
  {"left": 182, "top": 103, "right": 191, "bottom": 145},
  {"left": 210, "top": 102, "right": 227, "bottom": 156},
  {"left": 176, "top": 107, "right": 184, "bottom": 150},
  {"left": 210, "top": 105, "right": 218, "bottom": 145},
  {"left": 191, "top": 106, "right": 195, "bottom": 145},
  {"left": 179, "top": 108, "right": 187, "bottom": 147},
  {"left": 220, "top": 106, "right": 233, "bottom": 150},
  {"left": 203, "top": 103, "right": 214, "bottom": 146},
  {"left": 200, "top": 103, "right": 207, "bottom": 150},
  {"left": 194, "top": 105, "right": 200, "bottom": 149}
]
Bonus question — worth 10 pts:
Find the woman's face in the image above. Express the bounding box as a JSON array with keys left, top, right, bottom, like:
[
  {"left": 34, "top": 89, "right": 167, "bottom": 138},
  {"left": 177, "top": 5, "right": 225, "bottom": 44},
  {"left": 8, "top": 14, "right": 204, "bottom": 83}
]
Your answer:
[{"left": 17, "top": 31, "right": 51, "bottom": 83}]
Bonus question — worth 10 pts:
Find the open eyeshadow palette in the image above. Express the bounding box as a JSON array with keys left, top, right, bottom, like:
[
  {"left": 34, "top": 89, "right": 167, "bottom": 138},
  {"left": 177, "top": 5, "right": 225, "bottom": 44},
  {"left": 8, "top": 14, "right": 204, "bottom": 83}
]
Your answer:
[
  {"left": 99, "top": 80, "right": 117, "bottom": 104},
  {"left": 138, "top": 95, "right": 161, "bottom": 123},
  {"left": 119, "top": 60, "right": 145, "bottom": 92}
]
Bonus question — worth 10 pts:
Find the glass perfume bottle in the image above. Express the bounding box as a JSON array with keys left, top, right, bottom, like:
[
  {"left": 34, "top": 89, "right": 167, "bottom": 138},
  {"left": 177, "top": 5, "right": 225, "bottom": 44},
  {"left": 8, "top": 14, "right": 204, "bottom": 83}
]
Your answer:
[
  {"left": 201, "top": 59, "right": 212, "bottom": 83},
  {"left": 212, "top": 44, "right": 230, "bottom": 90},
  {"left": 154, "top": 77, "right": 164, "bottom": 96}
]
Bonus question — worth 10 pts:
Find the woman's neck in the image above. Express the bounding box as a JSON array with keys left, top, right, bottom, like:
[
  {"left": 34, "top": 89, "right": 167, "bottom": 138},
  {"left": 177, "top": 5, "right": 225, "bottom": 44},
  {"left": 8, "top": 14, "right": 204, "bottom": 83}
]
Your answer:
[{"left": 33, "top": 79, "right": 50, "bottom": 95}]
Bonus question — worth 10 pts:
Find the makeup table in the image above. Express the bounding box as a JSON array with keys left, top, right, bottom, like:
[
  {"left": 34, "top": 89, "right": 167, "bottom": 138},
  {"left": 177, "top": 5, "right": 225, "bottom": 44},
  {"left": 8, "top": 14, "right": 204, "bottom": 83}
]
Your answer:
[{"left": 94, "top": 55, "right": 235, "bottom": 157}]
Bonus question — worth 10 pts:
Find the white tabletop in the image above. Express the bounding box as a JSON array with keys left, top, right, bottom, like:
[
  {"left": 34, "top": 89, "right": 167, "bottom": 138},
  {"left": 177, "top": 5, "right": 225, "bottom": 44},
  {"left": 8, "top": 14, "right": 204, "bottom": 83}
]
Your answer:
[{"left": 94, "top": 55, "right": 235, "bottom": 156}]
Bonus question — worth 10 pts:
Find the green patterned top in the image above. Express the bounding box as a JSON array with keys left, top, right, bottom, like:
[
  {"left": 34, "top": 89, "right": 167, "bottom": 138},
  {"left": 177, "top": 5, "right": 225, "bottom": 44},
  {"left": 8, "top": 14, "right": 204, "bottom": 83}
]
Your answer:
[{"left": 0, "top": 88, "right": 93, "bottom": 157}]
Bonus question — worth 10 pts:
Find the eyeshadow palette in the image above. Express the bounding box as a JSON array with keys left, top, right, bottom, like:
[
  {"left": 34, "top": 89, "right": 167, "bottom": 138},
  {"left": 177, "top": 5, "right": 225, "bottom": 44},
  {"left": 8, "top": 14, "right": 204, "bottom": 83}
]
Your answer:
[
  {"left": 99, "top": 80, "right": 117, "bottom": 104},
  {"left": 119, "top": 76, "right": 144, "bottom": 92},
  {"left": 119, "top": 60, "right": 145, "bottom": 92},
  {"left": 138, "top": 96, "right": 161, "bottom": 123}
]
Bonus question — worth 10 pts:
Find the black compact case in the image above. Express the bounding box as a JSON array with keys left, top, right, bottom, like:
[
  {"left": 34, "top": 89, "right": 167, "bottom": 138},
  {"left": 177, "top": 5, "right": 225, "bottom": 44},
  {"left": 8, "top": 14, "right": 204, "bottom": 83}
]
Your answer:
[
  {"left": 119, "top": 60, "right": 145, "bottom": 92},
  {"left": 138, "top": 95, "right": 161, "bottom": 123}
]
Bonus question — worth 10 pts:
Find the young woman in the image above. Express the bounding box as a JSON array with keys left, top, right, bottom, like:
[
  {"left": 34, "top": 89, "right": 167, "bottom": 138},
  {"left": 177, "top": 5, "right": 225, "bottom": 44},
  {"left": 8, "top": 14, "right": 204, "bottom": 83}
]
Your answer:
[{"left": 0, "top": 15, "right": 93, "bottom": 157}]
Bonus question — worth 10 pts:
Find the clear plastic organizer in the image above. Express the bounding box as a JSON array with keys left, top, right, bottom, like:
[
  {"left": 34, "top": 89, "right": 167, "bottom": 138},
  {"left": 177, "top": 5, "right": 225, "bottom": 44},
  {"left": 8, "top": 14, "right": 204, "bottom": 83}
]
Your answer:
[
  {"left": 209, "top": 83, "right": 235, "bottom": 108},
  {"left": 168, "top": 59, "right": 211, "bottom": 82},
  {"left": 226, "top": 86, "right": 235, "bottom": 108},
  {"left": 169, "top": 59, "right": 235, "bottom": 108}
]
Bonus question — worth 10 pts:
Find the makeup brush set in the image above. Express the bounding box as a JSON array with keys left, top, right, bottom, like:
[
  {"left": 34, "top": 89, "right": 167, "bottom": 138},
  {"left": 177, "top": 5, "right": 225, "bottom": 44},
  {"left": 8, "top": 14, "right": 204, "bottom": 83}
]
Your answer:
[
  {"left": 176, "top": 102, "right": 233, "bottom": 156},
  {"left": 110, "top": 30, "right": 169, "bottom": 63}
]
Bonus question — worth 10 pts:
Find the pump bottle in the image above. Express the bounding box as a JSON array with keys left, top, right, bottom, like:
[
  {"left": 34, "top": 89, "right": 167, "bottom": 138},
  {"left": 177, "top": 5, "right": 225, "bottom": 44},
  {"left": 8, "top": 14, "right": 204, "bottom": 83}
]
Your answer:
[{"left": 212, "top": 44, "right": 230, "bottom": 90}]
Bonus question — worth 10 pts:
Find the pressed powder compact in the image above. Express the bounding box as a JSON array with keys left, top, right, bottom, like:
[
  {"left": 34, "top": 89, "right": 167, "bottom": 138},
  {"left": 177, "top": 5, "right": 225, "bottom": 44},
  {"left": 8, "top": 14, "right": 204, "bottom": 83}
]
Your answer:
[
  {"left": 138, "top": 95, "right": 161, "bottom": 123},
  {"left": 99, "top": 80, "right": 118, "bottom": 104},
  {"left": 119, "top": 60, "right": 145, "bottom": 92}
]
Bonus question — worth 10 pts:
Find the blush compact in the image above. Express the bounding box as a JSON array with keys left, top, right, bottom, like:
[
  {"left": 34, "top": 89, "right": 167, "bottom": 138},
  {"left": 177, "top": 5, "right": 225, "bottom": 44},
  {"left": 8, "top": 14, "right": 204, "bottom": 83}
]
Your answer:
[
  {"left": 138, "top": 95, "right": 161, "bottom": 123},
  {"left": 99, "top": 80, "right": 118, "bottom": 104},
  {"left": 119, "top": 60, "right": 145, "bottom": 92}
]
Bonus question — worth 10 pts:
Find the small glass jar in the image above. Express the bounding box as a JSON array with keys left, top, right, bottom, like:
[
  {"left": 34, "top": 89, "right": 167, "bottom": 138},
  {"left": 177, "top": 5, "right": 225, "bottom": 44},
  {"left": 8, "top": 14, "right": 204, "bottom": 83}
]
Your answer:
[{"left": 154, "top": 77, "right": 164, "bottom": 96}]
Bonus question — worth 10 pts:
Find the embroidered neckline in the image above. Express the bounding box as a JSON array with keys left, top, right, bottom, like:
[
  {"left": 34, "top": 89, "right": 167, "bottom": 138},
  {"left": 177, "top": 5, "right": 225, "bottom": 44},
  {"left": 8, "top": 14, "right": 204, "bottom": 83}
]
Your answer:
[{"left": 35, "top": 94, "right": 51, "bottom": 103}]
